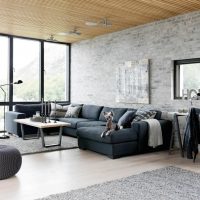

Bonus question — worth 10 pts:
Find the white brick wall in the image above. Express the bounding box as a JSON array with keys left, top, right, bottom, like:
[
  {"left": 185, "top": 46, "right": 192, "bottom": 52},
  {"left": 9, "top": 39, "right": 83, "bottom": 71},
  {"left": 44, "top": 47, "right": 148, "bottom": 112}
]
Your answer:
[{"left": 71, "top": 10, "right": 200, "bottom": 111}]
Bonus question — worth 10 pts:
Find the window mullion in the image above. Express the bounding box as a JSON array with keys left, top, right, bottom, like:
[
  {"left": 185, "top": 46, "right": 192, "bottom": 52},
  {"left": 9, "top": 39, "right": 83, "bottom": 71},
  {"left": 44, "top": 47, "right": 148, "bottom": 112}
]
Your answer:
[
  {"left": 9, "top": 37, "right": 13, "bottom": 111},
  {"left": 40, "top": 41, "right": 44, "bottom": 101}
]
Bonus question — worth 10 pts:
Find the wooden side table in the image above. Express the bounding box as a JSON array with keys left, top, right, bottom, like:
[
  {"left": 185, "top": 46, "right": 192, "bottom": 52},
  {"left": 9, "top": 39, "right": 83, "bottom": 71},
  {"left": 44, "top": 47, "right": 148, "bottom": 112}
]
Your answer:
[{"left": 169, "top": 112, "right": 188, "bottom": 157}]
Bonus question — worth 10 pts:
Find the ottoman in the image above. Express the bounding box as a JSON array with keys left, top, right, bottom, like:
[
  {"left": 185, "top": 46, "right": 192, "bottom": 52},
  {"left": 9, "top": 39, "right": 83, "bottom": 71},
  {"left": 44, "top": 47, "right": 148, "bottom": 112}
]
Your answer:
[{"left": 0, "top": 145, "right": 22, "bottom": 180}]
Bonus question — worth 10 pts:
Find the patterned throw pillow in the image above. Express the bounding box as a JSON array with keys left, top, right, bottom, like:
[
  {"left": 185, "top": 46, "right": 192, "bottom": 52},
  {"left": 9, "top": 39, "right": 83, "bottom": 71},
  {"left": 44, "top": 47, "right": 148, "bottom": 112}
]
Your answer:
[
  {"left": 65, "top": 105, "right": 82, "bottom": 118},
  {"left": 50, "top": 103, "right": 69, "bottom": 118},
  {"left": 132, "top": 110, "right": 157, "bottom": 122}
]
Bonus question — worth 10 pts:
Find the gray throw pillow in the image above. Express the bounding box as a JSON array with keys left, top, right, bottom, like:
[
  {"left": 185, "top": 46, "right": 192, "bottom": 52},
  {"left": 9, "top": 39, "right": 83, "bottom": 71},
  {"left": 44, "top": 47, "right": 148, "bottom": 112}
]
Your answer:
[
  {"left": 50, "top": 103, "right": 69, "bottom": 118},
  {"left": 65, "top": 105, "right": 81, "bottom": 118},
  {"left": 133, "top": 110, "right": 157, "bottom": 122},
  {"left": 118, "top": 111, "right": 136, "bottom": 128}
]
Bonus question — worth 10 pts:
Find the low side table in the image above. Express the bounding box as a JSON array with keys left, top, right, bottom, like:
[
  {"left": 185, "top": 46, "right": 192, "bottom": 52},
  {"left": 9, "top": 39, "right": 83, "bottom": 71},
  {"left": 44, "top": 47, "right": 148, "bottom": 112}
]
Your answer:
[
  {"left": 14, "top": 118, "right": 70, "bottom": 148},
  {"left": 169, "top": 112, "right": 188, "bottom": 157}
]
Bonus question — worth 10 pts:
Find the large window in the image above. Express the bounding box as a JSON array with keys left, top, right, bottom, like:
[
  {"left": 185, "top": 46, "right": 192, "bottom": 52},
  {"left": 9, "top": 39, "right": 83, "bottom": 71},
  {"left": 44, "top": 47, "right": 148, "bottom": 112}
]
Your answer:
[
  {"left": 174, "top": 58, "right": 200, "bottom": 99},
  {"left": 0, "top": 106, "right": 8, "bottom": 131},
  {"left": 0, "top": 36, "right": 9, "bottom": 101},
  {"left": 0, "top": 34, "right": 70, "bottom": 132},
  {"left": 13, "top": 38, "right": 40, "bottom": 101},
  {"left": 44, "top": 42, "right": 69, "bottom": 101},
  {"left": 0, "top": 36, "right": 9, "bottom": 130}
]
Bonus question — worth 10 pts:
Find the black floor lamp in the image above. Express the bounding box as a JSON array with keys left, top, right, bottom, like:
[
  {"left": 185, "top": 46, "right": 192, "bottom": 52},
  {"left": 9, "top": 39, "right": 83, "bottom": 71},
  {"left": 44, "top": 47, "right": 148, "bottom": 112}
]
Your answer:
[{"left": 0, "top": 80, "right": 23, "bottom": 139}]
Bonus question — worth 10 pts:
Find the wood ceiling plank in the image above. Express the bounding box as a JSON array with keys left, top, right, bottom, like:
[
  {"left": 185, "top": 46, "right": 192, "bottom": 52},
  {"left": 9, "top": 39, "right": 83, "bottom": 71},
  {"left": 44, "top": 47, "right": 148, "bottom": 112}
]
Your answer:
[{"left": 0, "top": 0, "right": 199, "bottom": 43}]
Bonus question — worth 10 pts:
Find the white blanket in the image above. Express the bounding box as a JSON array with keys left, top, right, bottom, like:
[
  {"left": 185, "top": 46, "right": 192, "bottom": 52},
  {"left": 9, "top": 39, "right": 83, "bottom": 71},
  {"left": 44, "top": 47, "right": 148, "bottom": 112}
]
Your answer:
[{"left": 142, "top": 119, "right": 163, "bottom": 148}]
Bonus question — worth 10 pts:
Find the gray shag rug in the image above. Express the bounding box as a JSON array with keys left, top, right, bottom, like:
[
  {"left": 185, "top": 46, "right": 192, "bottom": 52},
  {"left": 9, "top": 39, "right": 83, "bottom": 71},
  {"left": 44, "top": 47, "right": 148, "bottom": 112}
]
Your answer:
[
  {"left": 36, "top": 166, "right": 200, "bottom": 200},
  {"left": 0, "top": 135, "right": 78, "bottom": 155}
]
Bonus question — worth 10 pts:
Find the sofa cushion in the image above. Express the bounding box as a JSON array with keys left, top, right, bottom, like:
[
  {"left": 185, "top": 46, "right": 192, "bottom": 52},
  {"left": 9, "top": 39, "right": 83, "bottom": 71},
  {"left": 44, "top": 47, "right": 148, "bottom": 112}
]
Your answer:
[
  {"left": 154, "top": 110, "right": 162, "bottom": 120},
  {"left": 133, "top": 110, "right": 157, "bottom": 122},
  {"left": 50, "top": 103, "right": 69, "bottom": 118},
  {"left": 70, "top": 103, "right": 83, "bottom": 107},
  {"left": 65, "top": 105, "right": 82, "bottom": 118},
  {"left": 81, "top": 104, "right": 103, "bottom": 120},
  {"left": 58, "top": 118, "right": 90, "bottom": 128},
  {"left": 118, "top": 110, "right": 136, "bottom": 128},
  {"left": 99, "top": 107, "right": 127, "bottom": 123},
  {"left": 77, "top": 121, "right": 106, "bottom": 128},
  {"left": 127, "top": 108, "right": 137, "bottom": 112},
  {"left": 15, "top": 104, "right": 43, "bottom": 118},
  {"left": 77, "top": 126, "right": 137, "bottom": 144}
]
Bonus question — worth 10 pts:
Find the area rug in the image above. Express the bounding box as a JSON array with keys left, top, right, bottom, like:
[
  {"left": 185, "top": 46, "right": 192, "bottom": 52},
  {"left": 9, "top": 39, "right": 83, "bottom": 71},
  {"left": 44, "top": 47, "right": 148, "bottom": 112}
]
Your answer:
[
  {"left": 36, "top": 166, "right": 200, "bottom": 200},
  {"left": 0, "top": 135, "right": 78, "bottom": 155}
]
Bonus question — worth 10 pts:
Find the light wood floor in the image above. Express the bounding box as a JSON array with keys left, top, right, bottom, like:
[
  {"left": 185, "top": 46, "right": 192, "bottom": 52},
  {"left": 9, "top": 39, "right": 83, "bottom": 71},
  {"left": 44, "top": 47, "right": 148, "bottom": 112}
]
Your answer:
[{"left": 0, "top": 148, "right": 200, "bottom": 200}]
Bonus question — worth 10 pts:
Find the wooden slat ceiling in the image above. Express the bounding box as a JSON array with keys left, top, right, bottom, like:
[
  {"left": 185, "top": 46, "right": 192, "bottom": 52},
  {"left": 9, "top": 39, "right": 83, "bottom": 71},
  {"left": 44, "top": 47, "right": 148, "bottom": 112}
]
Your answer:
[{"left": 0, "top": 0, "right": 200, "bottom": 43}]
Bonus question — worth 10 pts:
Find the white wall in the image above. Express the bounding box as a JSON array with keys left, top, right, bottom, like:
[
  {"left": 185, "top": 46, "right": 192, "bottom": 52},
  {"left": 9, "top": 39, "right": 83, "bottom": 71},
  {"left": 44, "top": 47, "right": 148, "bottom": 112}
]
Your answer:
[{"left": 71, "top": 11, "right": 200, "bottom": 111}]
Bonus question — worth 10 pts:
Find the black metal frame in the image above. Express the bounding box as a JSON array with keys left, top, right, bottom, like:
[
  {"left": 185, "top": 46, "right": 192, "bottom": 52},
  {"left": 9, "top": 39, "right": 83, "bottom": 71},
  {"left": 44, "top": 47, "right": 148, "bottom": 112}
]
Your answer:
[
  {"left": 0, "top": 33, "right": 71, "bottom": 127},
  {"left": 174, "top": 58, "right": 200, "bottom": 99}
]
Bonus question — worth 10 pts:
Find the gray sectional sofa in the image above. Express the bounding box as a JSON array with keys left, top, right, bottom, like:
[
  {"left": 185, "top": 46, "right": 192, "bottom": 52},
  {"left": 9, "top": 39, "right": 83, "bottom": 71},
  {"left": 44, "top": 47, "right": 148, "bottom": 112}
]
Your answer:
[{"left": 5, "top": 103, "right": 172, "bottom": 158}]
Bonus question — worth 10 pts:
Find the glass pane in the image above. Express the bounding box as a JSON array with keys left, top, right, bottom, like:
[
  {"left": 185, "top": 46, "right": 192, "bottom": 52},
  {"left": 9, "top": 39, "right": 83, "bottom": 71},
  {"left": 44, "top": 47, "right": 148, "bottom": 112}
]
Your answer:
[
  {"left": 180, "top": 63, "right": 200, "bottom": 96},
  {"left": 44, "top": 42, "right": 69, "bottom": 101},
  {"left": 13, "top": 38, "right": 40, "bottom": 101},
  {"left": 0, "top": 36, "right": 9, "bottom": 102},
  {"left": 0, "top": 106, "right": 8, "bottom": 131}
]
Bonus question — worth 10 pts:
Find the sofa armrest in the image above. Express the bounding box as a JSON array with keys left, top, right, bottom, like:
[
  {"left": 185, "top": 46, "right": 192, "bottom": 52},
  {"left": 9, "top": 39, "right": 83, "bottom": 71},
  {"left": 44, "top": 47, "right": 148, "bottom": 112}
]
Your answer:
[
  {"left": 158, "top": 119, "right": 172, "bottom": 149},
  {"left": 131, "top": 121, "right": 149, "bottom": 153},
  {"left": 5, "top": 111, "right": 26, "bottom": 136},
  {"left": 131, "top": 119, "right": 172, "bottom": 152}
]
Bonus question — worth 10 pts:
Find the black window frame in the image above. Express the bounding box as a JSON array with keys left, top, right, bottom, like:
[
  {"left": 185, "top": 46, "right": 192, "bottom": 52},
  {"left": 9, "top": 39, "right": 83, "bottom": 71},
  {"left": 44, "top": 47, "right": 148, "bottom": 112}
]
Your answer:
[
  {"left": 174, "top": 58, "right": 200, "bottom": 99},
  {"left": 0, "top": 33, "right": 71, "bottom": 111}
]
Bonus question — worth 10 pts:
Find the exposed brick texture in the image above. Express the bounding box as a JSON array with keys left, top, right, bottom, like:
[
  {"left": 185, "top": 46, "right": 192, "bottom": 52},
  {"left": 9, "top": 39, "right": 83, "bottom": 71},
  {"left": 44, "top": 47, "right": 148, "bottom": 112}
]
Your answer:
[{"left": 71, "top": 11, "right": 200, "bottom": 111}]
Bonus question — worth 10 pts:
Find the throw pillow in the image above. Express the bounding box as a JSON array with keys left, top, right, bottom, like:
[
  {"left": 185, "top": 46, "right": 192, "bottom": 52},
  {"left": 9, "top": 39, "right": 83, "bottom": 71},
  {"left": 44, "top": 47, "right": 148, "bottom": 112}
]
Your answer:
[
  {"left": 118, "top": 111, "right": 136, "bottom": 128},
  {"left": 50, "top": 103, "right": 69, "bottom": 118},
  {"left": 65, "top": 105, "right": 81, "bottom": 118},
  {"left": 132, "top": 110, "right": 157, "bottom": 122}
]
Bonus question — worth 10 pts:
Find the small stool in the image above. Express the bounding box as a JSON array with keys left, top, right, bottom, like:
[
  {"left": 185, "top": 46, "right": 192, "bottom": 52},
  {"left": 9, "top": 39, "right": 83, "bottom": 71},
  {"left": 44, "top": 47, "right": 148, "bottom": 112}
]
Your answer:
[{"left": 0, "top": 145, "right": 22, "bottom": 180}]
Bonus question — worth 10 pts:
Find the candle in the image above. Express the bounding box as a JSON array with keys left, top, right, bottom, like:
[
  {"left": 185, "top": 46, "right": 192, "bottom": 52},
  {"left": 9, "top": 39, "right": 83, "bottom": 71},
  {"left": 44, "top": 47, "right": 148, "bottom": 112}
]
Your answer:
[
  {"left": 48, "top": 100, "right": 50, "bottom": 116},
  {"left": 41, "top": 98, "right": 44, "bottom": 114},
  {"left": 44, "top": 102, "right": 46, "bottom": 116},
  {"left": 54, "top": 100, "right": 56, "bottom": 123}
]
